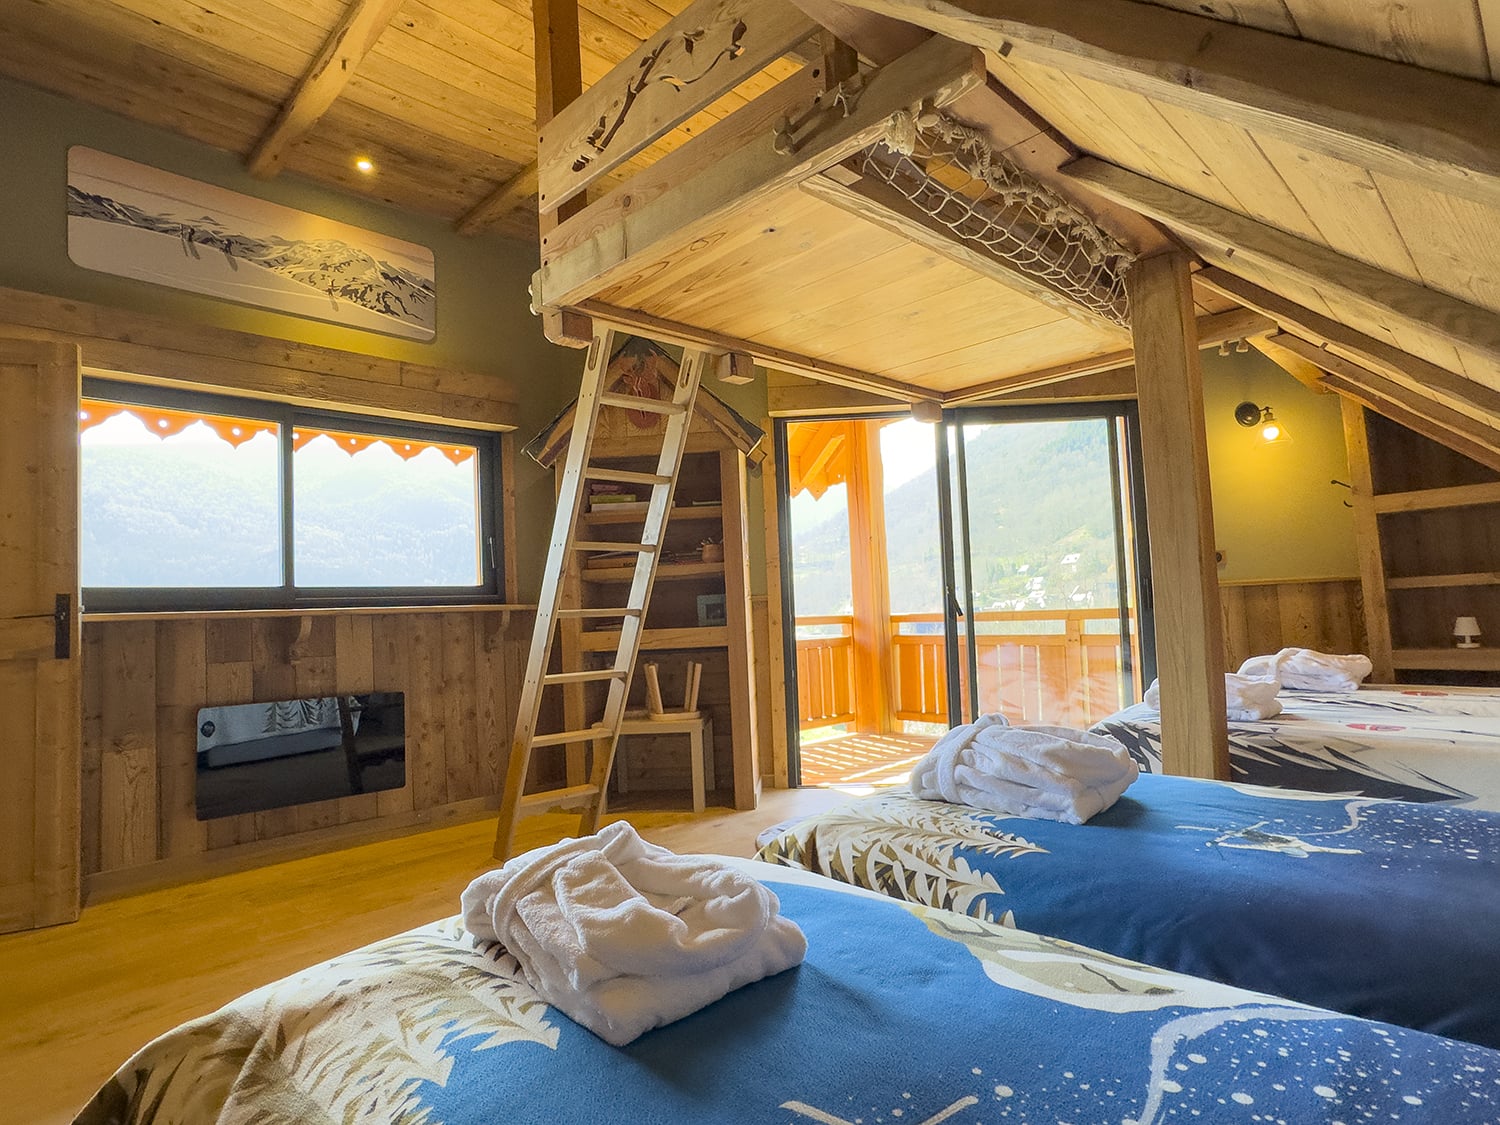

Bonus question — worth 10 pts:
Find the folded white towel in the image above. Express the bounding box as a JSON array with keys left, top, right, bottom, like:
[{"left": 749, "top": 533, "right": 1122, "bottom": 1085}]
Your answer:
[
  {"left": 460, "top": 821, "right": 806, "bottom": 1045},
  {"left": 1238, "top": 648, "right": 1373, "bottom": 692},
  {"left": 910, "top": 715, "right": 1138, "bottom": 824},
  {"left": 1144, "top": 672, "right": 1283, "bottom": 721}
]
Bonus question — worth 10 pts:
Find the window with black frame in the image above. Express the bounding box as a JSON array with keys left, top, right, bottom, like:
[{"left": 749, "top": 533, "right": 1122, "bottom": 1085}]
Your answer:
[{"left": 79, "top": 379, "right": 502, "bottom": 611}]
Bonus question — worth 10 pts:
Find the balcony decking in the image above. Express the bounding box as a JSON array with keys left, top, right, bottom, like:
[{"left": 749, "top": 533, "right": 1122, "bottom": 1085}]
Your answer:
[{"left": 798, "top": 731, "right": 938, "bottom": 789}]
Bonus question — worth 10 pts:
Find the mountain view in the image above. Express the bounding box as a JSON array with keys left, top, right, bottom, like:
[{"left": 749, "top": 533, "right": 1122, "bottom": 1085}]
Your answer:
[
  {"left": 80, "top": 426, "right": 480, "bottom": 590},
  {"left": 790, "top": 419, "right": 1123, "bottom": 617}
]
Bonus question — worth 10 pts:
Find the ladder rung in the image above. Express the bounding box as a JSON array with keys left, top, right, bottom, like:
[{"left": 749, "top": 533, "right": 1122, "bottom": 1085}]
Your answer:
[
  {"left": 557, "top": 607, "right": 643, "bottom": 619},
  {"left": 586, "top": 468, "right": 672, "bottom": 487},
  {"left": 530, "top": 726, "right": 610, "bottom": 748},
  {"left": 599, "top": 392, "right": 687, "bottom": 416},
  {"left": 543, "top": 668, "right": 627, "bottom": 685},
  {"left": 518, "top": 783, "right": 602, "bottom": 812},
  {"left": 574, "top": 540, "right": 657, "bottom": 554}
]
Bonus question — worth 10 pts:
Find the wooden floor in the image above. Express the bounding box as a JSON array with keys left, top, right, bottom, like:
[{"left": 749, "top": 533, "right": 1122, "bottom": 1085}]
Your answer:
[
  {"left": 0, "top": 788, "right": 847, "bottom": 1125},
  {"left": 798, "top": 730, "right": 938, "bottom": 788}
]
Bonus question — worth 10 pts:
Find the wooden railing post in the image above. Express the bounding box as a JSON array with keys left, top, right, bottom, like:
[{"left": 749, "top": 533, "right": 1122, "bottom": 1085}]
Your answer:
[{"left": 1064, "top": 613, "right": 1086, "bottom": 726}]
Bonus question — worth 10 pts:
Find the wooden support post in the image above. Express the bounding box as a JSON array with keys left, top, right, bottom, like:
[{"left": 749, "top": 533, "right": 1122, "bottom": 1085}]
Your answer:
[
  {"left": 1127, "top": 252, "right": 1227, "bottom": 779},
  {"left": 845, "top": 419, "right": 896, "bottom": 734},
  {"left": 533, "top": 0, "right": 587, "bottom": 236},
  {"left": 1340, "top": 398, "right": 1395, "bottom": 683},
  {"left": 720, "top": 449, "right": 762, "bottom": 808}
]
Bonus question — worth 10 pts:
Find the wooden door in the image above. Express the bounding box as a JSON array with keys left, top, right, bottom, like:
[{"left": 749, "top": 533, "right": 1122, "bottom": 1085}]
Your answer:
[{"left": 0, "top": 338, "right": 81, "bottom": 932}]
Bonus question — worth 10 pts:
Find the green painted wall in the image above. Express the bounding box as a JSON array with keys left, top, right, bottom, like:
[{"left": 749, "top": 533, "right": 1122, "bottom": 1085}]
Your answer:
[
  {"left": 1201, "top": 347, "right": 1358, "bottom": 582},
  {"left": 0, "top": 75, "right": 585, "bottom": 600}
]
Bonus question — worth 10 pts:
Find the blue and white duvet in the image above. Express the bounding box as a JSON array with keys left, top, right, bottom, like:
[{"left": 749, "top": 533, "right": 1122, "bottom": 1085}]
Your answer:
[
  {"left": 77, "top": 863, "right": 1500, "bottom": 1124},
  {"left": 1095, "top": 686, "right": 1500, "bottom": 810},
  {"left": 758, "top": 773, "right": 1500, "bottom": 1048}
]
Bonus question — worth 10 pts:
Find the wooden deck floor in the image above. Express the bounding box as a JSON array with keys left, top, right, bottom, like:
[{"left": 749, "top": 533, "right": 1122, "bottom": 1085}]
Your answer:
[{"left": 798, "top": 730, "right": 938, "bottom": 789}]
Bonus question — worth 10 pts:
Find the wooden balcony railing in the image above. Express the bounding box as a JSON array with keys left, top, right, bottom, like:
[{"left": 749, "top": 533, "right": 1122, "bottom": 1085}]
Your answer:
[
  {"left": 797, "top": 609, "right": 1133, "bottom": 733},
  {"left": 795, "top": 616, "right": 857, "bottom": 732}
]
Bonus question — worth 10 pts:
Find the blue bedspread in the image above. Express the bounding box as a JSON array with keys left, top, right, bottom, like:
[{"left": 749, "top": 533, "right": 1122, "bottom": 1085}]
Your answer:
[
  {"left": 79, "top": 865, "right": 1500, "bottom": 1125},
  {"left": 758, "top": 773, "right": 1500, "bottom": 1048}
]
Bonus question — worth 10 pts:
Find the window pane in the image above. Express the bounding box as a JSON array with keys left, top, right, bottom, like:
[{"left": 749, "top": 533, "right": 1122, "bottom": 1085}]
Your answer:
[
  {"left": 80, "top": 401, "right": 282, "bottom": 588},
  {"left": 293, "top": 427, "right": 482, "bottom": 587}
]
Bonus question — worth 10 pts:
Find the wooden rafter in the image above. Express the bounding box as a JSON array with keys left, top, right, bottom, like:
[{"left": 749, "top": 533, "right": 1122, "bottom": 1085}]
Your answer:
[
  {"left": 812, "top": 0, "right": 1500, "bottom": 209},
  {"left": 1272, "top": 337, "right": 1500, "bottom": 472},
  {"left": 1195, "top": 269, "right": 1500, "bottom": 426},
  {"left": 456, "top": 162, "right": 539, "bottom": 237},
  {"left": 246, "top": 0, "right": 407, "bottom": 178},
  {"left": 1248, "top": 333, "right": 1328, "bottom": 395},
  {"left": 1064, "top": 158, "right": 1500, "bottom": 373}
]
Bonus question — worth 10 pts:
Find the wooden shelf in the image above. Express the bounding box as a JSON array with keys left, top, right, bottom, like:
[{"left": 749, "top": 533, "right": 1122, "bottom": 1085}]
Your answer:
[
  {"left": 579, "top": 626, "right": 729, "bottom": 652},
  {"left": 1385, "top": 572, "right": 1500, "bottom": 590},
  {"left": 1392, "top": 648, "right": 1500, "bottom": 671},
  {"left": 580, "top": 561, "right": 726, "bottom": 582},
  {"left": 583, "top": 504, "right": 723, "bottom": 524},
  {"left": 1373, "top": 481, "right": 1500, "bottom": 514}
]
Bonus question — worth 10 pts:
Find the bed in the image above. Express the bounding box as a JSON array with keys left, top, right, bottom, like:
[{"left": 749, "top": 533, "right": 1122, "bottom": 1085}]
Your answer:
[
  {"left": 76, "top": 862, "right": 1500, "bottom": 1125},
  {"left": 756, "top": 773, "right": 1500, "bottom": 1049},
  {"left": 1094, "top": 686, "right": 1500, "bottom": 810}
]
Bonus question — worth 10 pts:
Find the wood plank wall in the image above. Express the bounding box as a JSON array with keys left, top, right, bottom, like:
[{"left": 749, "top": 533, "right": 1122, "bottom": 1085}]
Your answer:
[
  {"left": 1219, "top": 578, "right": 1366, "bottom": 673},
  {"left": 81, "top": 610, "right": 533, "bottom": 891}
]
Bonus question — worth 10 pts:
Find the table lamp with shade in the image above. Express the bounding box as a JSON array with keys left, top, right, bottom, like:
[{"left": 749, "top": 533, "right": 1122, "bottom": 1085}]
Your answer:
[{"left": 1454, "top": 616, "right": 1483, "bottom": 648}]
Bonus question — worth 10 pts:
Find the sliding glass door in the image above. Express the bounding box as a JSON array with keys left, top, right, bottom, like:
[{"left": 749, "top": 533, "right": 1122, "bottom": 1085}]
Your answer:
[{"left": 934, "top": 403, "right": 1154, "bottom": 727}]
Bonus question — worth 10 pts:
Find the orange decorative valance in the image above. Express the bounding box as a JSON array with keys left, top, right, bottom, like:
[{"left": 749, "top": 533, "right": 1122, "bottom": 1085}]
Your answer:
[{"left": 79, "top": 400, "right": 475, "bottom": 465}]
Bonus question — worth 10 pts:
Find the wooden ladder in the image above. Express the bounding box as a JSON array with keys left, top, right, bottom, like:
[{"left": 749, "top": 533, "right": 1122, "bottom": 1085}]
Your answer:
[{"left": 492, "top": 326, "right": 709, "bottom": 860}]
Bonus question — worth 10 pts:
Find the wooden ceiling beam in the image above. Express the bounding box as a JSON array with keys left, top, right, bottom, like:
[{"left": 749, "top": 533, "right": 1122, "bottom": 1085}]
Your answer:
[
  {"left": 1194, "top": 268, "right": 1500, "bottom": 425},
  {"left": 1319, "top": 370, "right": 1500, "bottom": 476},
  {"left": 814, "top": 0, "right": 1500, "bottom": 209},
  {"left": 1248, "top": 333, "right": 1329, "bottom": 395},
  {"left": 1065, "top": 158, "right": 1500, "bottom": 373},
  {"left": 456, "top": 162, "right": 540, "bottom": 237},
  {"left": 246, "top": 0, "right": 407, "bottom": 178}
]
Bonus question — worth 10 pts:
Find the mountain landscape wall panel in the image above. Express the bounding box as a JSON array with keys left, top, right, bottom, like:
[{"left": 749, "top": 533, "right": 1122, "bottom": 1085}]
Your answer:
[{"left": 66, "top": 147, "right": 436, "bottom": 341}]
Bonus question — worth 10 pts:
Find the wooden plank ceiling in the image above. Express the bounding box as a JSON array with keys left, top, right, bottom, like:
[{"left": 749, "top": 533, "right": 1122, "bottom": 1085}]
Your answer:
[
  {"left": 3, "top": 0, "right": 1499, "bottom": 419},
  {"left": 0, "top": 0, "right": 800, "bottom": 239}
]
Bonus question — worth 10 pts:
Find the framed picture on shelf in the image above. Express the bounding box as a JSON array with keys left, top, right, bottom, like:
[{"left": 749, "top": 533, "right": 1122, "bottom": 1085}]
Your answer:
[{"left": 696, "top": 593, "right": 727, "bottom": 628}]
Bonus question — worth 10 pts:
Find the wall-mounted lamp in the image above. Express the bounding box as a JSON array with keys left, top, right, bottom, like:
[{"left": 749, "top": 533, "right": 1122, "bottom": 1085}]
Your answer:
[{"left": 1235, "top": 400, "right": 1290, "bottom": 444}]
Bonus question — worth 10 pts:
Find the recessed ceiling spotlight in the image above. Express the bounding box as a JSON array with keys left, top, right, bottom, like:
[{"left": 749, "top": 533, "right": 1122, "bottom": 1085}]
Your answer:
[{"left": 354, "top": 156, "right": 376, "bottom": 174}]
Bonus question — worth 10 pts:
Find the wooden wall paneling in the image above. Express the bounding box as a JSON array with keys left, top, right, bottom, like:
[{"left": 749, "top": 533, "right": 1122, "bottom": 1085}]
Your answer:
[
  {"left": 248, "top": 619, "right": 300, "bottom": 840},
  {"left": 80, "top": 628, "right": 104, "bottom": 877},
  {"left": 97, "top": 622, "right": 159, "bottom": 870},
  {"left": 1127, "top": 252, "right": 1228, "bottom": 779},
  {"left": 473, "top": 613, "right": 510, "bottom": 798},
  {"left": 332, "top": 614, "right": 381, "bottom": 825},
  {"left": 403, "top": 614, "right": 449, "bottom": 812},
  {"left": 291, "top": 629, "right": 343, "bottom": 835},
  {"left": 201, "top": 647, "right": 255, "bottom": 852},
  {"left": 370, "top": 613, "right": 416, "bottom": 817},
  {"left": 719, "top": 449, "right": 761, "bottom": 808},
  {"left": 155, "top": 621, "right": 208, "bottom": 859},
  {"left": 442, "top": 613, "right": 483, "bottom": 802}
]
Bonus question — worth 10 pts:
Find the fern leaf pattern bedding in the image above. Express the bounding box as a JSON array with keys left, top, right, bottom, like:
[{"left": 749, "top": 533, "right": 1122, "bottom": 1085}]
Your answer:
[
  {"left": 757, "top": 774, "right": 1500, "bottom": 1048},
  {"left": 75, "top": 864, "right": 1500, "bottom": 1125},
  {"left": 1094, "top": 687, "right": 1500, "bottom": 810}
]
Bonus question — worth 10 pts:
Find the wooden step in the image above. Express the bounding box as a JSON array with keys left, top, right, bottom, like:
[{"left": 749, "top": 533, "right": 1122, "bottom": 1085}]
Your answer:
[
  {"left": 543, "top": 668, "right": 627, "bottom": 685},
  {"left": 599, "top": 392, "right": 687, "bottom": 416},
  {"left": 517, "top": 783, "right": 602, "bottom": 812},
  {"left": 530, "top": 725, "right": 609, "bottom": 748},
  {"left": 586, "top": 468, "right": 672, "bottom": 487},
  {"left": 556, "top": 606, "right": 644, "bottom": 618}
]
